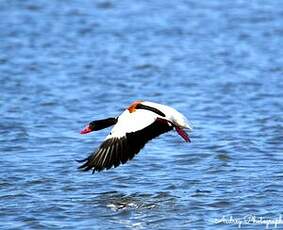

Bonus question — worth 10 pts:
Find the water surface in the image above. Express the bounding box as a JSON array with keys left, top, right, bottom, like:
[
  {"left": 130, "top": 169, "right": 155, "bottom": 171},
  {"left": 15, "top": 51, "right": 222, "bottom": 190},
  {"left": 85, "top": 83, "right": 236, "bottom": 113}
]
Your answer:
[{"left": 1, "top": 0, "right": 283, "bottom": 229}]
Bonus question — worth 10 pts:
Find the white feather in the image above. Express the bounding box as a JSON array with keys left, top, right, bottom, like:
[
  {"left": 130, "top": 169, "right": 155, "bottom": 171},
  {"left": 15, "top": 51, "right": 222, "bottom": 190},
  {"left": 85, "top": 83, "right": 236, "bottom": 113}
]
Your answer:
[
  {"left": 106, "top": 109, "right": 158, "bottom": 139},
  {"left": 142, "top": 101, "right": 192, "bottom": 130},
  {"left": 105, "top": 101, "right": 192, "bottom": 140}
]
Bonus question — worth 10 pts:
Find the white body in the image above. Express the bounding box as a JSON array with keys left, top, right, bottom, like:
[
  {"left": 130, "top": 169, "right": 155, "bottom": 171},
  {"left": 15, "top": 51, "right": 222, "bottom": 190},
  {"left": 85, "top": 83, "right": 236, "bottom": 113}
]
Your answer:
[{"left": 106, "top": 101, "right": 192, "bottom": 139}]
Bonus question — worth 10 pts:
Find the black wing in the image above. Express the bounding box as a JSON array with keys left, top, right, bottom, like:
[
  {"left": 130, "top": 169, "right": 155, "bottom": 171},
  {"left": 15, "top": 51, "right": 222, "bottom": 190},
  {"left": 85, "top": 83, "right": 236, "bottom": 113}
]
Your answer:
[{"left": 78, "top": 118, "right": 173, "bottom": 173}]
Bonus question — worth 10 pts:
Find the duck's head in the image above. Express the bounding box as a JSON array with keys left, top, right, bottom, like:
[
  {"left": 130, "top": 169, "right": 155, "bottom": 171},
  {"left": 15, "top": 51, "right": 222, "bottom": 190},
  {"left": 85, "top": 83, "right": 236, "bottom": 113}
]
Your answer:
[{"left": 80, "top": 118, "right": 118, "bottom": 134}]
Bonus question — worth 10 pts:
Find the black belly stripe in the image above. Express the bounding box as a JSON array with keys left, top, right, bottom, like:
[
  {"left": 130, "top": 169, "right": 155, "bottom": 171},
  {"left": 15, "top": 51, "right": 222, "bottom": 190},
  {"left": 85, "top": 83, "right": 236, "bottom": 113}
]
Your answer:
[{"left": 135, "top": 104, "right": 166, "bottom": 117}]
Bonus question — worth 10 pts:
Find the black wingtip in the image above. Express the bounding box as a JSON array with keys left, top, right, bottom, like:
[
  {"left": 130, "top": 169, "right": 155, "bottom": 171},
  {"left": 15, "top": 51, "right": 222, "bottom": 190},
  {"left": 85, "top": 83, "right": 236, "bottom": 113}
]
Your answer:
[
  {"left": 76, "top": 157, "right": 91, "bottom": 170},
  {"left": 76, "top": 158, "right": 87, "bottom": 163}
]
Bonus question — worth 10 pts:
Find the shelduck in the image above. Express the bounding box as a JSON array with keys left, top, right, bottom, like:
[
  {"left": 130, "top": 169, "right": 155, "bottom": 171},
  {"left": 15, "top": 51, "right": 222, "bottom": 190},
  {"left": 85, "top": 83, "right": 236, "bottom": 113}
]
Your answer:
[{"left": 78, "top": 101, "right": 192, "bottom": 173}]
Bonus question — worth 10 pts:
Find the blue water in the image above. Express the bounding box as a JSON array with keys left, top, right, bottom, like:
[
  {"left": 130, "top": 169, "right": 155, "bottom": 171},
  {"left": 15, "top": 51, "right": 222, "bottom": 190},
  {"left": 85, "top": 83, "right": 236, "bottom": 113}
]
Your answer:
[{"left": 1, "top": 0, "right": 283, "bottom": 229}]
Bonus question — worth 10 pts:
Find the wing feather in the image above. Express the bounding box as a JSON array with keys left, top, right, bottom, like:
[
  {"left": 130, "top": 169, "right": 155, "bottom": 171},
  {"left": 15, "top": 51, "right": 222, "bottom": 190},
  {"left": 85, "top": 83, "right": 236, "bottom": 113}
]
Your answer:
[{"left": 78, "top": 118, "right": 173, "bottom": 172}]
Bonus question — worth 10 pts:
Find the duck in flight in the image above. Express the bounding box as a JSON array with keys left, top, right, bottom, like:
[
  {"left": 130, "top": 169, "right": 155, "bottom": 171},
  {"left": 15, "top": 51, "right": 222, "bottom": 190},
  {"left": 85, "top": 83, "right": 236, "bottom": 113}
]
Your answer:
[{"left": 78, "top": 101, "right": 192, "bottom": 173}]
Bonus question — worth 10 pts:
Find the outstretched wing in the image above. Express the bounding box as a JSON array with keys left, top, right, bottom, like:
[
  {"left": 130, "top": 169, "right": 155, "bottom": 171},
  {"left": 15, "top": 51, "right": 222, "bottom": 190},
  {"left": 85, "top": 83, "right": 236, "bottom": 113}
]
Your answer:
[{"left": 78, "top": 118, "right": 173, "bottom": 173}]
